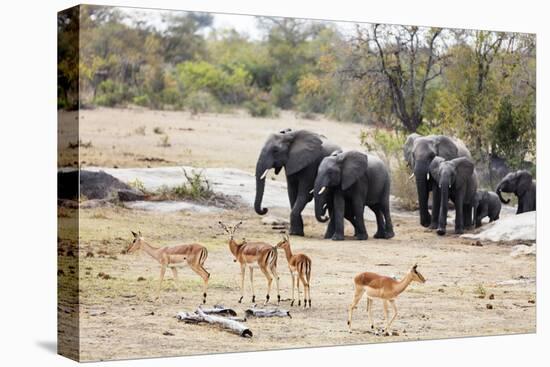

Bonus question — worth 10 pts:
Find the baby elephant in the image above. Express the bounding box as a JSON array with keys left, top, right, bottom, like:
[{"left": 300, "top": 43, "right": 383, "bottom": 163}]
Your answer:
[{"left": 473, "top": 191, "right": 501, "bottom": 228}]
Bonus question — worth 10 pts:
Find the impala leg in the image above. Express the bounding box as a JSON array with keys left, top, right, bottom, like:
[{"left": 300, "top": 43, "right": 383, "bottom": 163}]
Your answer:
[
  {"left": 298, "top": 272, "right": 308, "bottom": 308},
  {"left": 170, "top": 267, "right": 184, "bottom": 299},
  {"left": 383, "top": 300, "right": 390, "bottom": 335},
  {"left": 290, "top": 270, "right": 295, "bottom": 306},
  {"left": 271, "top": 265, "right": 280, "bottom": 304},
  {"left": 296, "top": 274, "right": 301, "bottom": 306},
  {"left": 259, "top": 266, "right": 273, "bottom": 305},
  {"left": 387, "top": 299, "right": 398, "bottom": 333},
  {"left": 347, "top": 286, "right": 365, "bottom": 332},
  {"left": 367, "top": 297, "right": 374, "bottom": 329},
  {"left": 249, "top": 267, "right": 256, "bottom": 303},
  {"left": 238, "top": 263, "right": 246, "bottom": 303},
  {"left": 156, "top": 264, "right": 166, "bottom": 300},
  {"left": 190, "top": 263, "right": 210, "bottom": 304}
]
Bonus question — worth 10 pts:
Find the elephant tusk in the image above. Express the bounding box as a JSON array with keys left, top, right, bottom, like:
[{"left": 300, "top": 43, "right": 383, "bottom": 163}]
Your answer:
[
  {"left": 309, "top": 189, "right": 314, "bottom": 194},
  {"left": 318, "top": 186, "right": 326, "bottom": 195},
  {"left": 427, "top": 173, "right": 430, "bottom": 181},
  {"left": 323, "top": 203, "right": 327, "bottom": 210},
  {"left": 408, "top": 173, "right": 415, "bottom": 180},
  {"left": 259, "top": 169, "right": 269, "bottom": 180}
]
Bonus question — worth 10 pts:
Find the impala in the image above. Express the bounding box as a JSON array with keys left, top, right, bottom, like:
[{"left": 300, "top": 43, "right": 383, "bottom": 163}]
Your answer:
[
  {"left": 219, "top": 221, "right": 280, "bottom": 305},
  {"left": 127, "top": 231, "right": 210, "bottom": 303},
  {"left": 347, "top": 264, "right": 426, "bottom": 334},
  {"left": 276, "top": 234, "right": 312, "bottom": 308}
]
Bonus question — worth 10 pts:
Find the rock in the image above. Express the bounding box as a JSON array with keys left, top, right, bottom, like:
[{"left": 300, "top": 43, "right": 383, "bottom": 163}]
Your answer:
[
  {"left": 137, "top": 276, "right": 146, "bottom": 281},
  {"left": 461, "top": 211, "right": 536, "bottom": 242},
  {"left": 489, "top": 294, "right": 495, "bottom": 300},
  {"left": 163, "top": 331, "right": 174, "bottom": 336},
  {"left": 510, "top": 244, "right": 536, "bottom": 258},
  {"left": 117, "top": 189, "right": 146, "bottom": 202},
  {"left": 261, "top": 216, "right": 289, "bottom": 226},
  {"left": 59, "top": 170, "right": 145, "bottom": 201},
  {"left": 486, "top": 304, "right": 493, "bottom": 310}
]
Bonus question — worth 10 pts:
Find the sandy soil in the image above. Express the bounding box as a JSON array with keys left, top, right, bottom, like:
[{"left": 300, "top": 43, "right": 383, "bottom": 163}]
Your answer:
[{"left": 57, "top": 108, "right": 536, "bottom": 361}]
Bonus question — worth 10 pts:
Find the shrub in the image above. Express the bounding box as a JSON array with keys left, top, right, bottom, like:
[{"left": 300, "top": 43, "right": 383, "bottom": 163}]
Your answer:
[
  {"left": 244, "top": 91, "right": 279, "bottom": 118},
  {"left": 184, "top": 90, "right": 221, "bottom": 115},
  {"left": 155, "top": 169, "right": 214, "bottom": 201},
  {"left": 158, "top": 135, "right": 171, "bottom": 147},
  {"left": 94, "top": 79, "right": 126, "bottom": 107},
  {"left": 360, "top": 129, "right": 416, "bottom": 210},
  {"left": 132, "top": 94, "right": 151, "bottom": 107}
]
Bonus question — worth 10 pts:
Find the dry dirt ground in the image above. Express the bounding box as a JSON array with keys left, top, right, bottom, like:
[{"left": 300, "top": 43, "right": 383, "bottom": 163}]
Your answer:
[{"left": 58, "top": 108, "right": 536, "bottom": 361}]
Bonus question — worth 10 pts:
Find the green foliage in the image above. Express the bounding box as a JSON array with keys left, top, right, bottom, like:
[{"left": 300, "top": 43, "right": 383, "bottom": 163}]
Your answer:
[
  {"left": 155, "top": 169, "right": 214, "bottom": 201},
  {"left": 244, "top": 92, "right": 280, "bottom": 118},
  {"left": 184, "top": 90, "right": 222, "bottom": 115},
  {"left": 492, "top": 96, "right": 535, "bottom": 168},
  {"left": 176, "top": 61, "right": 250, "bottom": 104},
  {"left": 94, "top": 79, "right": 126, "bottom": 107}
]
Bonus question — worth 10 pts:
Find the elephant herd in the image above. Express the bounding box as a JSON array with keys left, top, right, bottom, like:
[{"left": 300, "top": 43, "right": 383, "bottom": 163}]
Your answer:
[{"left": 254, "top": 129, "right": 535, "bottom": 240}]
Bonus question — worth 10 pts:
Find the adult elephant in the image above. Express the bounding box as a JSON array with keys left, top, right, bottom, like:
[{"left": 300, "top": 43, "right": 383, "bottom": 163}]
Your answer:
[
  {"left": 496, "top": 170, "right": 536, "bottom": 214},
  {"left": 403, "top": 134, "right": 472, "bottom": 228},
  {"left": 255, "top": 129, "right": 340, "bottom": 236},
  {"left": 313, "top": 151, "right": 394, "bottom": 241},
  {"left": 429, "top": 156, "right": 477, "bottom": 235}
]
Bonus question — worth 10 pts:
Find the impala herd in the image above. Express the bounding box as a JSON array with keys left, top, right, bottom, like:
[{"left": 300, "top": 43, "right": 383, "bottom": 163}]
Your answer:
[{"left": 127, "top": 222, "right": 425, "bottom": 335}]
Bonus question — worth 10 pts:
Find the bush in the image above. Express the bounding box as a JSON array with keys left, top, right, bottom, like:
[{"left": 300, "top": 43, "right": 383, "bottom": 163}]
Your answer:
[
  {"left": 244, "top": 91, "right": 280, "bottom": 118},
  {"left": 155, "top": 169, "right": 214, "bottom": 201},
  {"left": 158, "top": 135, "right": 171, "bottom": 147},
  {"left": 184, "top": 90, "right": 221, "bottom": 115},
  {"left": 94, "top": 79, "right": 126, "bottom": 107},
  {"left": 360, "top": 129, "right": 416, "bottom": 210},
  {"left": 132, "top": 94, "right": 151, "bottom": 107}
]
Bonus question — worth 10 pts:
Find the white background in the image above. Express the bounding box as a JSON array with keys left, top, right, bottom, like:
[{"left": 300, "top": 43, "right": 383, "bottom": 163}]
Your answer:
[{"left": 0, "top": 0, "right": 546, "bottom": 366}]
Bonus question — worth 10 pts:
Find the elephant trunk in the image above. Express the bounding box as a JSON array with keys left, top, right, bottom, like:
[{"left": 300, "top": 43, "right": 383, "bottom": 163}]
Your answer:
[
  {"left": 437, "top": 182, "right": 449, "bottom": 236},
  {"left": 314, "top": 178, "right": 329, "bottom": 223},
  {"left": 254, "top": 156, "right": 271, "bottom": 215},
  {"left": 496, "top": 183, "right": 510, "bottom": 204},
  {"left": 414, "top": 161, "right": 431, "bottom": 227}
]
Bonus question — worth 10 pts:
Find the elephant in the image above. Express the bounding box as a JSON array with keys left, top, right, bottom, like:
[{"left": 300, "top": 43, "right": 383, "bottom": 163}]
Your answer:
[
  {"left": 429, "top": 156, "right": 478, "bottom": 235},
  {"left": 254, "top": 129, "right": 341, "bottom": 236},
  {"left": 313, "top": 150, "right": 394, "bottom": 241},
  {"left": 473, "top": 190, "right": 501, "bottom": 228},
  {"left": 403, "top": 134, "right": 472, "bottom": 228},
  {"left": 496, "top": 170, "right": 536, "bottom": 214}
]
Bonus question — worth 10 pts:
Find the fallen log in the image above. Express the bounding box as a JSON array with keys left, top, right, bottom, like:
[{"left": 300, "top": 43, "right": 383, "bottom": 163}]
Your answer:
[
  {"left": 176, "top": 309, "right": 252, "bottom": 337},
  {"left": 201, "top": 304, "right": 237, "bottom": 317},
  {"left": 245, "top": 307, "right": 291, "bottom": 318}
]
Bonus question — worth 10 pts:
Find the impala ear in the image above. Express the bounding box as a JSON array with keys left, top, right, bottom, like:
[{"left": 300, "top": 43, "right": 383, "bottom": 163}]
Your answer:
[
  {"left": 131, "top": 231, "right": 138, "bottom": 238},
  {"left": 138, "top": 231, "right": 142, "bottom": 237}
]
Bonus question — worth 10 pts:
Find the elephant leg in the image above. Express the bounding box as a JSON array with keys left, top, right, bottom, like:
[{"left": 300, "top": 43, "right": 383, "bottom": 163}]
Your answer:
[
  {"left": 324, "top": 208, "right": 336, "bottom": 239},
  {"left": 289, "top": 193, "right": 308, "bottom": 236},
  {"left": 331, "top": 193, "right": 345, "bottom": 241},
  {"left": 351, "top": 200, "right": 367, "bottom": 240},
  {"left": 430, "top": 186, "right": 441, "bottom": 230},
  {"left": 463, "top": 203, "right": 473, "bottom": 229},
  {"left": 344, "top": 204, "right": 358, "bottom": 237},
  {"left": 454, "top": 197, "right": 465, "bottom": 234},
  {"left": 372, "top": 205, "right": 386, "bottom": 239},
  {"left": 382, "top": 203, "right": 394, "bottom": 239}
]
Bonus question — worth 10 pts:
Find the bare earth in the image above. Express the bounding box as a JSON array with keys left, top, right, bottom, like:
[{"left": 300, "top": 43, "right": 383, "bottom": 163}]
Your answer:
[{"left": 58, "top": 108, "right": 536, "bottom": 361}]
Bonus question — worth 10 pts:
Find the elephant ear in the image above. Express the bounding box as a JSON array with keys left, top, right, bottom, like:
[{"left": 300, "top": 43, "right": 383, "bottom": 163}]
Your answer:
[
  {"left": 285, "top": 130, "right": 323, "bottom": 175},
  {"left": 452, "top": 157, "right": 475, "bottom": 187},
  {"left": 516, "top": 170, "right": 533, "bottom": 197},
  {"left": 341, "top": 151, "right": 368, "bottom": 190},
  {"left": 429, "top": 156, "right": 445, "bottom": 183},
  {"left": 434, "top": 136, "right": 459, "bottom": 160},
  {"left": 403, "top": 133, "right": 421, "bottom": 168}
]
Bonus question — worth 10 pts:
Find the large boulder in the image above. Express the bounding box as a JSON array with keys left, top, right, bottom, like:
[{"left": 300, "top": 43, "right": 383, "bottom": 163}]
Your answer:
[
  {"left": 58, "top": 170, "right": 145, "bottom": 201},
  {"left": 461, "top": 211, "right": 536, "bottom": 242}
]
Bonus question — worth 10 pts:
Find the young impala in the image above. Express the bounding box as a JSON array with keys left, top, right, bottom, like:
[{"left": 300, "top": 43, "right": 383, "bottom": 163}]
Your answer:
[
  {"left": 347, "top": 264, "right": 426, "bottom": 334},
  {"left": 219, "top": 221, "right": 280, "bottom": 305},
  {"left": 276, "top": 234, "right": 312, "bottom": 308},
  {"left": 127, "top": 231, "right": 210, "bottom": 303}
]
